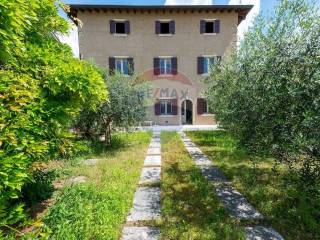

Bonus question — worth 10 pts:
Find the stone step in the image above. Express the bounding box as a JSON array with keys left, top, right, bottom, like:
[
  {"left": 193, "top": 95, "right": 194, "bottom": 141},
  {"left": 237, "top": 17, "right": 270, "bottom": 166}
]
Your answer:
[
  {"left": 215, "top": 186, "right": 263, "bottom": 220},
  {"left": 245, "top": 226, "right": 284, "bottom": 240},
  {"left": 147, "top": 147, "right": 161, "bottom": 155},
  {"left": 199, "top": 165, "right": 229, "bottom": 182},
  {"left": 144, "top": 155, "right": 161, "bottom": 167},
  {"left": 190, "top": 154, "right": 212, "bottom": 166},
  {"left": 122, "top": 227, "right": 160, "bottom": 240},
  {"left": 185, "top": 146, "right": 203, "bottom": 155},
  {"left": 149, "top": 142, "right": 161, "bottom": 148},
  {"left": 126, "top": 187, "right": 161, "bottom": 222},
  {"left": 139, "top": 167, "right": 161, "bottom": 184}
]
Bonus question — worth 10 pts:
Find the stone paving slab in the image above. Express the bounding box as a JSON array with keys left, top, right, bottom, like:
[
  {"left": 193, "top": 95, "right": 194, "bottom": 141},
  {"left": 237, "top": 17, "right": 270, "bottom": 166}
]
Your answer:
[
  {"left": 144, "top": 155, "right": 161, "bottom": 167},
  {"left": 245, "top": 226, "right": 284, "bottom": 240},
  {"left": 199, "top": 165, "right": 229, "bottom": 182},
  {"left": 183, "top": 141, "right": 197, "bottom": 147},
  {"left": 215, "top": 186, "right": 263, "bottom": 220},
  {"left": 139, "top": 167, "right": 161, "bottom": 184},
  {"left": 149, "top": 142, "right": 161, "bottom": 148},
  {"left": 150, "top": 138, "right": 161, "bottom": 144},
  {"left": 122, "top": 227, "right": 160, "bottom": 240},
  {"left": 147, "top": 147, "right": 161, "bottom": 155},
  {"left": 191, "top": 154, "right": 212, "bottom": 166},
  {"left": 185, "top": 146, "right": 203, "bottom": 155},
  {"left": 127, "top": 187, "right": 161, "bottom": 222}
]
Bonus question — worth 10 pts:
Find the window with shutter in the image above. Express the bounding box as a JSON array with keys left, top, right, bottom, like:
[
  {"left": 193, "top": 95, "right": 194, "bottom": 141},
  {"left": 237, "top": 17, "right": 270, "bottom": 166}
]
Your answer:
[
  {"left": 159, "top": 100, "right": 174, "bottom": 115},
  {"left": 200, "top": 19, "right": 220, "bottom": 34},
  {"left": 156, "top": 20, "right": 175, "bottom": 35},
  {"left": 110, "top": 20, "right": 130, "bottom": 35},
  {"left": 198, "top": 56, "right": 221, "bottom": 75},
  {"left": 112, "top": 57, "right": 133, "bottom": 75}
]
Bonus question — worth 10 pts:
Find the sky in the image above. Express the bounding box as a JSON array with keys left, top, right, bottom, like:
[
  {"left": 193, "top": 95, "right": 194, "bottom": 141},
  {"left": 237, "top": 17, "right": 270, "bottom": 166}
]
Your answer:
[{"left": 60, "top": 0, "right": 279, "bottom": 56}]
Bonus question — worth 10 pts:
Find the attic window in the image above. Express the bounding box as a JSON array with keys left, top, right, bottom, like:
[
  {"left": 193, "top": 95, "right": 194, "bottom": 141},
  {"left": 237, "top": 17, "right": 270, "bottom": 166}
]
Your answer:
[
  {"left": 115, "top": 22, "right": 126, "bottom": 34},
  {"left": 160, "top": 22, "right": 170, "bottom": 34},
  {"left": 205, "top": 21, "right": 214, "bottom": 33}
]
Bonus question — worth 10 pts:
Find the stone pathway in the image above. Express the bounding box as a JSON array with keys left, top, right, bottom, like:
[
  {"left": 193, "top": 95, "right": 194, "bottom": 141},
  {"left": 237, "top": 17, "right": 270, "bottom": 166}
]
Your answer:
[
  {"left": 180, "top": 132, "right": 284, "bottom": 240},
  {"left": 121, "top": 132, "right": 161, "bottom": 240}
]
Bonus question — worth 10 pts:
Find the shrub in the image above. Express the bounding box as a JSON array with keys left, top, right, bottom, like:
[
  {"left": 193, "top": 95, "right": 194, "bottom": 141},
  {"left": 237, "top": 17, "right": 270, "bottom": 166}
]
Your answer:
[
  {"left": 76, "top": 73, "right": 148, "bottom": 145},
  {"left": 205, "top": 0, "right": 320, "bottom": 185},
  {"left": 0, "top": 0, "right": 107, "bottom": 228}
]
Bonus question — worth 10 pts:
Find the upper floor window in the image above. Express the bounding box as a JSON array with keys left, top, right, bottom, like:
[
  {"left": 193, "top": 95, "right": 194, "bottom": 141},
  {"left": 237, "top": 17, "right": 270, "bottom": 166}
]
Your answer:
[
  {"left": 154, "top": 57, "right": 177, "bottom": 75},
  {"left": 197, "top": 56, "right": 221, "bottom": 75},
  {"left": 160, "top": 58, "right": 172, "bottom": 75},
  {"left": 110, "top": 20, "right": 130, "bottom": 35},
  {"left": 155, "top": 20, "right": 175, "bottom": 35},
  {"left": 109, "top": 57, "right": 134, "bottom": 75},
  {"left": 200, "top": 19, "right": 220, "bottom": 34}
]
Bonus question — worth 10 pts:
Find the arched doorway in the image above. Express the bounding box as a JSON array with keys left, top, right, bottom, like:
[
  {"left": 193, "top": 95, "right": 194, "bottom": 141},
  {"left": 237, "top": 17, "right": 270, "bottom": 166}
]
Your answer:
[{"left": 181, "top": 100, "right": 193, "bottom": 125}]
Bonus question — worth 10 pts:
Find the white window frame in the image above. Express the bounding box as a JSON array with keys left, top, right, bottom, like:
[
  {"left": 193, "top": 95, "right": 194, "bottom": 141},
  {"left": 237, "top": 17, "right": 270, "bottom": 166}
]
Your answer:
[
  {"left": 158, "top": 19, "right": 173, "bottom": 36},
  {"left": 160, "top": 99, "right": 173, "bottom": 115},
  {"left": 202, "top": 55, "right": 218, "bottom": 76},
  {"left": 114, "top": 56, "right": 130, "bottom": 76},
  {"left": 159, "top": 56, "right": 173, "bottom": 76}
]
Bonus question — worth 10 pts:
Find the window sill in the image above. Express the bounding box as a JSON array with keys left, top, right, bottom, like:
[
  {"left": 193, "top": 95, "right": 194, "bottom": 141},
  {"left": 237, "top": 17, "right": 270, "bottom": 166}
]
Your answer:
[
  {"left": 202, "top": 33, "right": 218, "bottom": 36},
  {"left": 201, "top": 73, "right": 210, "bottom": 76},
  {"left": 157, "top": 34, "right": 173, "bottom": 37},
  {"left": 201, "top": 114, "right": 215, "bottom": 116},
  {"left": 159, "top": 114, "right": 175, "bottom": 117},
  {"left": 112, "top": 34, "right": 128, "bottom": 37}
]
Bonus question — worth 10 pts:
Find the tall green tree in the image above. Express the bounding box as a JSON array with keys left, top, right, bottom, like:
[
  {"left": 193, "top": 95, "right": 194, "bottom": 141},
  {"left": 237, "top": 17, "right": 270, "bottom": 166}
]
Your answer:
[
  {"left": 206, "top": 0, "right": 320, "bottom": 184},
  {"left": 0, "top": 0, "right": 107, "bottom": 229}
]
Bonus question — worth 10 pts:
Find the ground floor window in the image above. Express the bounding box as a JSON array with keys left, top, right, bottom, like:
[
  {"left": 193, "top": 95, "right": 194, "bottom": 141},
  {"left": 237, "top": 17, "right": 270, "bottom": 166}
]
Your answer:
[
  {"left": 160, "top": 99, "right": 173, "bottom": 115},
  {"left": 197, "top": 98, "right": 213, "bottom": 114}
]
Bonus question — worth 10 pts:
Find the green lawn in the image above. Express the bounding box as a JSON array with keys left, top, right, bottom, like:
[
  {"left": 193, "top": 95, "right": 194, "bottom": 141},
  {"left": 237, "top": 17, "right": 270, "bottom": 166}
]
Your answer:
[
  {"left": 160, "top": 132, "right": 245, "bottom": 240},
  {"left": 43, "top": 132, "right": 151, "bottom": 240},
  {"left": 187, "top": 130, "right": 320, "bottom": 240}
]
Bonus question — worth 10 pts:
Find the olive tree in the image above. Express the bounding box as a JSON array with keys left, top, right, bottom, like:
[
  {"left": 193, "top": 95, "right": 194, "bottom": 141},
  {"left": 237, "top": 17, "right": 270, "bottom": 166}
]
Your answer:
[
  {"left": 76, "top": 73, "right": 148, "bottom": 145},
  {"left": 206, "top": 0, "right": 320, "bottom": 185}
]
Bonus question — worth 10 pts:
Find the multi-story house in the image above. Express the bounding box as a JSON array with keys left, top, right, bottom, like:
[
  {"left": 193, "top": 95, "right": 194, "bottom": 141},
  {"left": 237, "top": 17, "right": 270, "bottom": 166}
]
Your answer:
[{"left": 69, "top": 4, "right": 252, "bottom": 125}]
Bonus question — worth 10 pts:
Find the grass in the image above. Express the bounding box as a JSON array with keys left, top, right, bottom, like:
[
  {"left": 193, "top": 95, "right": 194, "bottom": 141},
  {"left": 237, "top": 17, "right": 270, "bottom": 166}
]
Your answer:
[
  {"left": 187, "top": 130, "right": 320, "bottom": 240},
  {"left": 42, "top": 131, "right": 151, "bottom": 240},
  {"left": 160, "top": 132, "right": 245, "bottom": 240}
]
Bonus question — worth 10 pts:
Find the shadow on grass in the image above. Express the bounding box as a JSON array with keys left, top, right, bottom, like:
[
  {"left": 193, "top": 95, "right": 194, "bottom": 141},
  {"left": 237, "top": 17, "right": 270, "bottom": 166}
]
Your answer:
[
  {"left": 187, "top": 130, "right": 320, "bottom": 240},
  {"left": 160, "top": 132, "right": 244, "bottom": 240}
]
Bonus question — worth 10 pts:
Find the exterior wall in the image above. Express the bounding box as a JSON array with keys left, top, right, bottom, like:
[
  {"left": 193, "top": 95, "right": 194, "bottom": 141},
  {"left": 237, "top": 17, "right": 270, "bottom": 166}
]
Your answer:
[{"left": 77, "top": 10, "right": 238, "bottom": 125}]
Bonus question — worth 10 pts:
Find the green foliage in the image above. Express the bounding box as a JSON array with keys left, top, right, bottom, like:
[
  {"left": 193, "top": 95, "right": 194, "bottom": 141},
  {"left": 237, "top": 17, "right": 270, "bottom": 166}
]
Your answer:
[
  {"left": 161, "top": 132, "right": 245, "bottom": 239},
  {"left": 188, "top": 131, "right": 320, "bottom": 239},
  {"left": 44, "top": 132, "right": 151, "bottom": 239},
  {"left": 0, "top": 0, "right": 107, "bottom": 228},
  {"left": 76, "top": 73, "right": 148, "bottom": 144},
  {"left": 206, "top": 0, "right": 320, "bottom": 184}
]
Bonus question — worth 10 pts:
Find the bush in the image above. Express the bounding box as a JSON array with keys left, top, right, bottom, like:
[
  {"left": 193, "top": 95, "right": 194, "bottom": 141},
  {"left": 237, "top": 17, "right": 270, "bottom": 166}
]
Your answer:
[
  {"left": 0, "top": 0, "right": 107, "bottom": 228},
  {"left": 76, "top": 73, "right": 148, "bottom": 145},
  {"left": 206, "top": 0, "right": 320, "bottom": 185}
]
